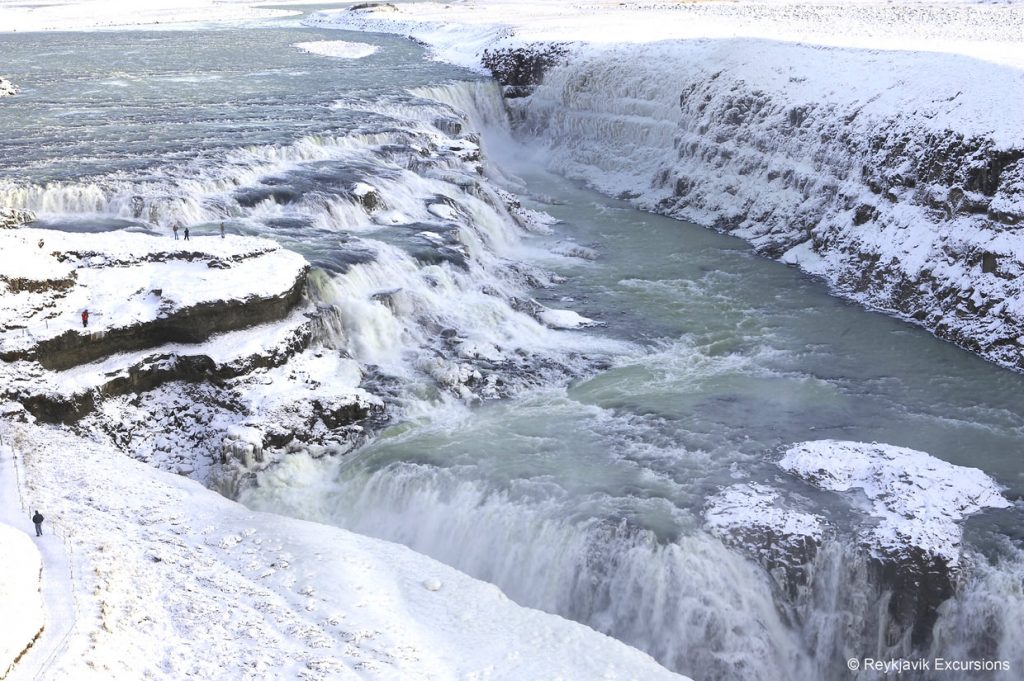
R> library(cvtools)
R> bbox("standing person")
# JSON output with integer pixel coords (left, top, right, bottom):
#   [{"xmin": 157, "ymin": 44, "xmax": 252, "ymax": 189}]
[
  {"xmin": 184, "ymin": 227, "xmax": 190, "ymax": 241},
  {"xmin": 32, "ymin": 510, "xmax": 44, "ymax": 537},
  {"xmin": 220, "ymin": 222, "xmax": 225, "ymax": 239},
  {"xmin": 172, "ymin": 223, "xmax": 179, "ymax": 240},
  {"xmin": 81, "ymin": 309, "xmax": 89, "ymax": 328}
]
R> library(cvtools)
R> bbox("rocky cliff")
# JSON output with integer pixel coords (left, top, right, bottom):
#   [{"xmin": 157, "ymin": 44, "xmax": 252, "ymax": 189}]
[
  {"xmin": 492, "ymin": 40, "xmax": 1024, "ymax": 372},
  {"xmin": 0, "ymin": 228, "xmax": 383, "ymax": 483}
]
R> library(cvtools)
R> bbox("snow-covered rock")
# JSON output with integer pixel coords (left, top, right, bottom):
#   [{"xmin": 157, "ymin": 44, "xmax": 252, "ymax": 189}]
[
  {"xmin": 0, "ymin": 523, "xmax": 43, "ymax": 678},
  {"xmin": 0, "ymin": 207, "xmax": 33, "ymax": 229},
  {"xmin": 704, "ymin": 483, "xmax": 828, "ymax": 597},
  {"xmin": 0, "ymin": 77, "xmax": 15, "ymax": 97},
  {"xmin": 778, "ymin": 439, "xmax": 1011, "ymax": 645},
  {"xmin": 0, "ymin": 228, "xmax": 308, "ymax": 370},
  {"xmin": 702, "ymin": 440, "xmax": 1013, "ymax": 647},
  {"xmin": 778, "ymin": 440, "xmax": 1010, "ymax": 568},
  {"xmin": 0, "ymin": 228, "xmax": 388, "ymax": 486},
  {"xmin": 1, "ymin": 420, "xmax": 688, "ymax": 681}
]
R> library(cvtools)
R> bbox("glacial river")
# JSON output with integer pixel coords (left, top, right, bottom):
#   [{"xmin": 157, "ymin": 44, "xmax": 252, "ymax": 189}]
[{"xmin": 3, "ymin": 9, "xmax": 1023, "ymax": 681}]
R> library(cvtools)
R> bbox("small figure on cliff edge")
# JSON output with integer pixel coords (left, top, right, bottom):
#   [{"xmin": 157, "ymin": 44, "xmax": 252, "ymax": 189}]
[
  {"xmin": 32, "ymin": 510, "xmax": 44, "ymax": 537},
  {"xmin": 81, "ymin": 309, "xmax": 89, "ymax": 328},
  {"xmin": 172, "ymin": 223, "xmax": 179, "ymax": 240},
  {"xmin": 184, "ymin": 227, "xmax": 190, "ymax": 241}
]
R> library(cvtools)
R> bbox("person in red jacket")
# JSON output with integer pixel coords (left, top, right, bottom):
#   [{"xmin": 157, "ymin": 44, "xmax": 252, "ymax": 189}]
[{"xmin": 81, "ymin": 309, "xmax": 89, "ymax": 328}]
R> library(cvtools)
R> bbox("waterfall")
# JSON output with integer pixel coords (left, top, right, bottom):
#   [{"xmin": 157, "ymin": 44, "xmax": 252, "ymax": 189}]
[{"xmin": 241, "ymin": 453, "xmax": 817, "ymax": 681}]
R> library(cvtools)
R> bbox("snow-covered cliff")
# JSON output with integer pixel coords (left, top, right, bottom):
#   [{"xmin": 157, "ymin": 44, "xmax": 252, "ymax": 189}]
[{"xmin": 313, "ymin": 0, "xmax": 1024, "ymax": 371}]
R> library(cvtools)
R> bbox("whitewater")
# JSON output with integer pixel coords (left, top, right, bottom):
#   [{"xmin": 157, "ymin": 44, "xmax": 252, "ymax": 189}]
[{"xmin": 2, "ymin": 2, "xmax": 1024, "ymax": 681}]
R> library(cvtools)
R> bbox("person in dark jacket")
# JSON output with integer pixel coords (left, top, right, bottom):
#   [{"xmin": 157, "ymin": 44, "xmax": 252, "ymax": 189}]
[
  {"xmin": 32, "ymin": 510, "xmax": 44, "ymax": 537},
  {"xmin": 81, "ymin": 309, "xmax": 89, "ymax": 328},
  {"xmin": 183, "ymin": 227, "xmax": 190, "ymax": 241}
]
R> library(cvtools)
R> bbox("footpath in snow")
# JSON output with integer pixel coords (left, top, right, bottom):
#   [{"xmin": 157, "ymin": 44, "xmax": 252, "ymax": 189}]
[{"xmin": 0, "ymin": 433, "xmax": 78, "ymax": 681}]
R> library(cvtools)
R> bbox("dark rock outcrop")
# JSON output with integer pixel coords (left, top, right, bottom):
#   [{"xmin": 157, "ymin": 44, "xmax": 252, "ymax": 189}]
[
  {"xmin": 482, "ymin": 43, "xmax": 570, "ymax": 98},
  {"xmin": 26, "ymin": 268, "xmax": 306, "ymax": 371}
]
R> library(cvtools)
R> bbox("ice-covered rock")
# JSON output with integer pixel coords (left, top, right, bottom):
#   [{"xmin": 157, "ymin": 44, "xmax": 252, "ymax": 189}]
[
  {"xmin": 0, "ymin": 77, "xmax": 15, "ymax": 97},
  {"xmin": 778, "ymin": 440, "xmax": 1010, "ymax": 568},
  {"xmin": 779, "ymin": 439, "xmax": 1011, "ymax": 644},
  {"xmin": 704, "ymin": 482, "xmax": 828, "ymax": 598}
]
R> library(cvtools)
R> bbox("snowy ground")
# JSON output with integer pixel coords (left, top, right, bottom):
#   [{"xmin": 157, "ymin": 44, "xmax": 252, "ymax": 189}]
[
  {"xmin": 0, "ymin": 228, "xmax": 307, "ymax": 359},
  {"xmin": 0, "ymin": 419, "xmax": 688, "ymax": 681},
  {"xmin": 307, "ymin": 0, "xmax": 1024, "ymax": 71},
  {"xmin": 0, "ymin": 0, "xmax": 307, "ymax": 33},
  {"xmin": 0, "ymin": 521, "xmax": 43, "ymax": 680}
]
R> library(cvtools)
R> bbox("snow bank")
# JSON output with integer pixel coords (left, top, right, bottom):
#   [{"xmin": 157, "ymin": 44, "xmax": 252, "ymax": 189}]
[
  {"xmin": 308, "ymin": 0, "xmax": 1024, "ymax": 70},
  {"xmin": 779, "ymin": 440, "xmax": 1011, "ymax": 565},
  {"xmin": 0, "ymin": 0, "xmax": 296, "ymax": 32},
  {"xmin": 0, "ymin": 522, "xmax": 43, "ymax": 678},
  {"xmin": 1, "ymin": 421, "xmax": 687, "ymax": 681},
  {"xmin": 293, "ymin": 40, "xmax": 379, "ymax": 60}
]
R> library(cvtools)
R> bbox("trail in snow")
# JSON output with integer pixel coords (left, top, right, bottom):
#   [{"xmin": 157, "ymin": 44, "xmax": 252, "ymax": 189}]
[{"xmin": 0, "ymin": 438, "xmax": 80, "ymax": 681}]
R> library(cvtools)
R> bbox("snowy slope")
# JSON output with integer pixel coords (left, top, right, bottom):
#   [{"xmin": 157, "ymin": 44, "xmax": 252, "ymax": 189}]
[
  {"xmin": 313, "ymin": 1, "xmax": 1024, "ymax": 371},
  {"xmin": 1, "ymin": 420, "xmax": 687, "ymax": 681},
  {"xmin": 0, "ymin": 524, "xmax": 43, "ymax": 679}
]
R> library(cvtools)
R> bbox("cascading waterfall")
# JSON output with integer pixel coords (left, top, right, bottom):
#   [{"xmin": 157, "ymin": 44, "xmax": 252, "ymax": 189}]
[
  {"xmin": 13, "ymin": 23, "xmax": 1024, "ymax": 679},
  {"xmin": 238, "ymin": 78, "xmax": 1024, "ymax": 681},
  {"xmin": 241, "ymin": 452, "xmax": 817, "ymax": 681}
]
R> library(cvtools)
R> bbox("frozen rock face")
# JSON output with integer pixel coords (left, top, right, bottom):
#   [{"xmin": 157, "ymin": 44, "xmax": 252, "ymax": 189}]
[
  {"xmin": 501, "ymin": 41, "xmax": 1024, "ymax": 371},
  {"xmin": 0, "ymin": 207, "xmax": 34, "ymax": 229},
  {"xmin": 704, "ymin": 483, "xmax": 828, "ymax": 599},
  {"xmin": 0, "ymin": 229, "xmax": 385, "ymax": 483},
  {"xmin": 481, "ymin": 44, "xmax": 569, "ymax": 98},
  {"xmin": 708, "ymin": 440, "xmax": 1011, "ymax": 648}
]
